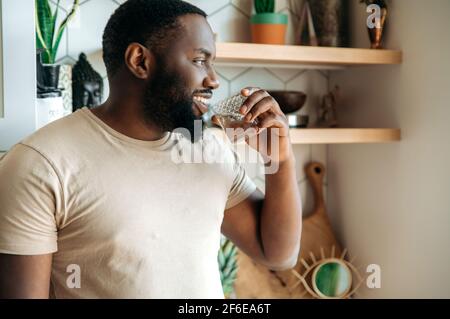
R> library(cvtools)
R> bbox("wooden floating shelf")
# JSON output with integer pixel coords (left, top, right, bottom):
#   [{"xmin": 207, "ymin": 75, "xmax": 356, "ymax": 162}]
[
  {"xmin": 215, "ymin": 42, "xmax": 402, "ymax": 69},
  {"xmin": 289, "ymin": 128, "xmax": 401, "ymax": 144}
]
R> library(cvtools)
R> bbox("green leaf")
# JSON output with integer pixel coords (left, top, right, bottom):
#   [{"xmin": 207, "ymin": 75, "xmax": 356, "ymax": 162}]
[
  {"xmin": 229, "ymin": 267, "xmax": 238, "ymax": 280},
  {"xmin": 35, "ymin": 0, "xmax": 79, "ymax": 63},
  {"xmin": 51, "ymin": 0, "xmax": 79, "ymax": 63},
  {"xmin": 218, "ymin": 252, "xmax": 225, "ymax": 266},
  {"xmin": 35, "ymin": 7, "xmax": 46, "ymax": 51},
  {"xmin": 254, "ymin": 0, "xmax": 275, "ymax": 13},
  {"xmin": 218, "ymin": 237, "xmax": 238, "ymax": 296},
  {"xmin": 230, "ymin": 244, "xmax": 237, "ymax": 256},
  {"xmin": 36, "ymin": 0, "xmax": 53, "ymax": 53},
  {"xmin": 36, "ymin": 13, "xmax": 51, "ymax": 64},
  {"xmin": 268, "ymin": 0, "xmax": 275, "ymax": 13},
  {"xmin": 223, "ymin": 243, "xmax": 232, "ymax": 257},
  {"xmin": 35, "ymin": 27, "xmax": 46, "ymax": 50},
  {"xmin": 50, "ymin": 0, "xmax": 61, "ymax": 58},
  {"xmin": 255, "ymin": 0, "xmax": 261, "ymax": 14},
  {"xmin": 223, "ymin": 264, "xmax": 234, "ymax": 277}
]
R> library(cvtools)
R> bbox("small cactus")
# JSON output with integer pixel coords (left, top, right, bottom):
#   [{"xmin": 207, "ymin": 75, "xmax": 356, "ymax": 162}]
[{"xmin": 254, "ymin": 0, "xmax": 275, "ymax": 14}]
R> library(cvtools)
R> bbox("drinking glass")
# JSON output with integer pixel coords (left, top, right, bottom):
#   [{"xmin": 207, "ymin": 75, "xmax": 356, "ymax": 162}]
[{"xmin": 202, "ymin": 88, "xmax": 259, "ymax": 142}]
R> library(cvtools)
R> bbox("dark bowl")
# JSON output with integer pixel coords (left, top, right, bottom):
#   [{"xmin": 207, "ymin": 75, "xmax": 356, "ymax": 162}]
[{"xmin": 268, "ymin": 90, "xmax": 307, "ymax": 114}]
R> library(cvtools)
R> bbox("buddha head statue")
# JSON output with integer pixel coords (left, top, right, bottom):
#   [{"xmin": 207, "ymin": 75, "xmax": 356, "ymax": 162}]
[{"xmin": 72, "ymin": 53, "xmax": 104, "ymax": 111}]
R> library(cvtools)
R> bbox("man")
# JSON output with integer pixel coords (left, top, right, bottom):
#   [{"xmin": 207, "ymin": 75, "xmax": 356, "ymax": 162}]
[{"xmin": 0, "ymin": 0, "xmax": 301, "ymax": 298}]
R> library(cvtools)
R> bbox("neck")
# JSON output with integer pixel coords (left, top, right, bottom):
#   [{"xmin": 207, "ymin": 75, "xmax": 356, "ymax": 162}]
[{"xmin": 90, "ymin": 98, "xmax": 166, "ymax": 142}]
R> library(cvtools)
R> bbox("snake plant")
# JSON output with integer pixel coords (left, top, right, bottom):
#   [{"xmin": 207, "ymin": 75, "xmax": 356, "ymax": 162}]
[
  {"xmin": 254, "ymin": 0, "xmax": 275, "ymax": 14},
  {"xmin": 35, "ymin": 0, "xmax": 79, "ymax": 64},
  {"xmin": 218, "ymin": 236, "xmax": 239, "ymax": 298}
]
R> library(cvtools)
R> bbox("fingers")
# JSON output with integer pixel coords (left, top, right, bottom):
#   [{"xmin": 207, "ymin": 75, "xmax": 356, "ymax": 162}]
[
  {"xmin": 244, "ymin": 96, "xmax": 274, "ymax": 123},
  {"xmin": 240, "ymin": 89, "xmax": 266, "ymax": 114},
  {"xmin": 257, "ymin": 113, "xmax": 285, "ymax": 132},
  {"xmin": 241, "ymin": 87, "xmax": 259, "ymax": 97},
  {"xmin": 239, "ymin": 88, "xmax": 285, "ymax": 122},
  {"xmin": 239, "ymin": 89, "xmax": 270, "ymax": 116}
]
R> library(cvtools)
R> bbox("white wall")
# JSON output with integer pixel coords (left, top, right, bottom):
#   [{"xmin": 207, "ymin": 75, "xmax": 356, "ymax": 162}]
[
  {"xmin": 0, "ymin": 1, "xmax": 3, "ymax": 119},
  {"xmin": 328, "ymin": 0, "xmax": 450, "ymax": 298},
  {"xmin": 0, "ymin": 0, "xmax": 36, "ymax": 151}
]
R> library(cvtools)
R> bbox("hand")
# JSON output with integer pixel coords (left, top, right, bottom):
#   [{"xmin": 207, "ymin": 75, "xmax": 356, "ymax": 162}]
[{"xmin": 238, "ymin": 87, "xmax": 293, "ymax": 165}]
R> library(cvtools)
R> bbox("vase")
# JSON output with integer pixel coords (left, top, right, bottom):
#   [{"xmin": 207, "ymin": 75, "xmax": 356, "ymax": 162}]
[
  {"xmin": 308, "ymin": 0, "xmax": 349, "ymax": 47},
  {"xmin": 367, "ymin": 7, "xmax": 387, "ymax": 49}
]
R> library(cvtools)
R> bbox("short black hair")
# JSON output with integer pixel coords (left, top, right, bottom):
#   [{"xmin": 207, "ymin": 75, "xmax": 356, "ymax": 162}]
[{"xmin": 102, "ymin": 0, "xmax": 207, "ymax": 77}]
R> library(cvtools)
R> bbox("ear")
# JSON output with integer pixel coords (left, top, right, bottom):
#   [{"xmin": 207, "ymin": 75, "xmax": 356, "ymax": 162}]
[{"xmin": 124, "ymin": 43, "xmax": 154, "ymax": 80}]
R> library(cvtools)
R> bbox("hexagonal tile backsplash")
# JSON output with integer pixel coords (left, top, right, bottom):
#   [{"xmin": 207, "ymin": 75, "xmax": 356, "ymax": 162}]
[{"xmin": 52, "ymin": 0, "xmax": 328, "ymax": 212}]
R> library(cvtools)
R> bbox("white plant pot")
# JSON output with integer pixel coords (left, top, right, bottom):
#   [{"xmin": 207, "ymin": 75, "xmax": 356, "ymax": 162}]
[{"xmin": 35, "ymin": 94, "xmax": 69, "ymax": 130}]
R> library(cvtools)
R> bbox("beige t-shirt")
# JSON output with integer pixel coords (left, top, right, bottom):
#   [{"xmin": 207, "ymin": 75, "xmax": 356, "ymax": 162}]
[{"xmin": 0, "ymin": 107, "xmax": 256, "ymax": 299}]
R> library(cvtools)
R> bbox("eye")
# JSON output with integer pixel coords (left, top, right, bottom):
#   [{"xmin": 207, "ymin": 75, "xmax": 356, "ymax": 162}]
[{"xmin": 193, "ymin": 59, "xmax": 207, "ymax": 66}]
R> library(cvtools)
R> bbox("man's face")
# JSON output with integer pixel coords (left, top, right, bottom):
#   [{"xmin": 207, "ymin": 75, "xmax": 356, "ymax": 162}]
[{"xmin": 142, "ymin": 14, "xmax": 219, "ymax": 143}]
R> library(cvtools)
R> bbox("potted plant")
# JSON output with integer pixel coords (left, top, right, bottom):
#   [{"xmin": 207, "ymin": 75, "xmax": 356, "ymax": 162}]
[
  {"xmin": 250, "ymin": 0, "xmax": 288, "ymax": 44},
  {"xmin": 360, "ymin": 0, "xmax": 387, "ymax": 49},
  {"xmin": 35, "ymin": 0, "xmax": 79, "ymax": 89}
]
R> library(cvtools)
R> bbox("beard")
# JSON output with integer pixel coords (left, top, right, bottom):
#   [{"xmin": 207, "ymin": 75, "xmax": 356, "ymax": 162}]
[{"xmin": 142, "ymin": 62, "xmax": 203, "ymax": 144}]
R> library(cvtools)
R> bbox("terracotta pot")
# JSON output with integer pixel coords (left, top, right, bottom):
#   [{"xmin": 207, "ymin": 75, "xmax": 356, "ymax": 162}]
[{"xmin": 251, "ymin": 13, "xmax": 288, "ymax": 45}]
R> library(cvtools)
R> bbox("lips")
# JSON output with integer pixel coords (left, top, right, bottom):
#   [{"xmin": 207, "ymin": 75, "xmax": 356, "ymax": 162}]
[{"xmin": 192, "ymin": 95, "xmax": 212, "ymax": 116}]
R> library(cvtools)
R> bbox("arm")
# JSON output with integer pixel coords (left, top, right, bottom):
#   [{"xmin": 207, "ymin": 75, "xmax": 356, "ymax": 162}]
[
  {"xmin": 222, "ymin": 158, "xmax": 302, "ymax": 271},
  {"xmin": 0, "ymin": 253, "xmax": 53, "ymax": 298},
  {"xmin": 221, "ymin": 88, "xmax": 302, "ymax": 270},
  {"xmin": 0, "ymin": 145, "xmax": 61, "ymax": 299}
]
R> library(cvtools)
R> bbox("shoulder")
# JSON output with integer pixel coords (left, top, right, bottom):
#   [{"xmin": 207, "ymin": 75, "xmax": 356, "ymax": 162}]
[
  {"xmin": 0, "ymin": 143, "xmax": 61, "ymax": 193},
  {"xmin": 18, "ymin": 109, "xmax": 101, "ymax": 169},
  {"xmin": 4, "ymin": 109, "xmax": 96, "ymax": 179},
  {"xmin": 21, "ymin": 109, "xmax": 88, "ymax": 153}
]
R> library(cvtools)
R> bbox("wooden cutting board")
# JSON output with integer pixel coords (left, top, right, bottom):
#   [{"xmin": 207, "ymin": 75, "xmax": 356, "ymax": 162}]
[{"xmin": 234, "ymin": 162, "xmax": 342, "ymax": 298}]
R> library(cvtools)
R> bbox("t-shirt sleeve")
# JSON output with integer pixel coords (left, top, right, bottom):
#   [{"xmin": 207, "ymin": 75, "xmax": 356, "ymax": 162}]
[
  {"xmin": 0, "ymin": 143, "xmax": 61, "ymax": 255},
  {"xmin": 222, "ymin": 139, "xmax": 257, "ymax": 210}
]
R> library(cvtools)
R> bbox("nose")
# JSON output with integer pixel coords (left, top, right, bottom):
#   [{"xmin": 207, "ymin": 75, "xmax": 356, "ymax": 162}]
[{"xmin": 203, "ymin": 68, "xmax": 220, "ymax": 90}]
